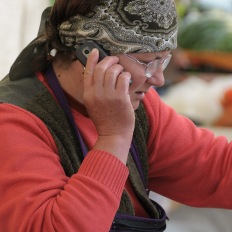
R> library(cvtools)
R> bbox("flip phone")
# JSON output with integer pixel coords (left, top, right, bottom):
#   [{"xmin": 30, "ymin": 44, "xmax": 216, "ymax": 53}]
[{"xmin": 76, "ymin": 41, "xmax": 109, "ymax": 66}]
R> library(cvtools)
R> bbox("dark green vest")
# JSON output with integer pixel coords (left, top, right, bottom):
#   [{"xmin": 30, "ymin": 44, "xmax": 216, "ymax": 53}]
[{"xmin": 0, "ymin": 75, "xmax": 159, "ymax": 218}]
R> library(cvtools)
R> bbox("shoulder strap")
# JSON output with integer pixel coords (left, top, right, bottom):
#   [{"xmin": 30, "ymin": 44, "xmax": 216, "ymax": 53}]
[{"xmin": 117, "ymin": 103, "xmax": 159, "ymax": 218}]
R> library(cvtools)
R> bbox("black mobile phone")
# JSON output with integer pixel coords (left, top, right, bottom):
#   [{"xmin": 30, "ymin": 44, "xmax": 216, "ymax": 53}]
[{"xmin": 76, "ymin": 41, "xmax": 109, "ymax": 66}]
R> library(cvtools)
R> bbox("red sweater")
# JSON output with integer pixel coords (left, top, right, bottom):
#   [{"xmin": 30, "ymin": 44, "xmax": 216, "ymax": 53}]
[{"xmin": 0, "ymin": 74, "xmax": 232, "ymax": 231}]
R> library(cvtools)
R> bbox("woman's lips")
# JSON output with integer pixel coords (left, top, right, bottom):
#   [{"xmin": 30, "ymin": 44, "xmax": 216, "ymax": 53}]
[{"xmin": 135, "ymin": 91, "xmax": 145, "ymax": 100}]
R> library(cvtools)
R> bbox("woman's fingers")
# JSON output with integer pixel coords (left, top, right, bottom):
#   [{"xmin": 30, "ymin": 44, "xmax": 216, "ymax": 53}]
[
  {"xmin": 83, "ymin": 48, "xmax": 99, "ymax": 88},
  {"xmin": 82, "ymin": 48, "xmax": 134, "ymax": 140}
]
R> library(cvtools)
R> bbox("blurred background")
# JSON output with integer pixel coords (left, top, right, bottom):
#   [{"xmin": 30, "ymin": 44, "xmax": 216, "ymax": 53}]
[
  {"xmin": 0, "ymin": 0, "xmax": 52, "ymax": 79},
  {"xmin": 1, "ymin": 0, "xmax": 232, "ymax": 231},
  {"xmin": 161, "ymin": 0, "xmax": 232, "ymax": 129}
]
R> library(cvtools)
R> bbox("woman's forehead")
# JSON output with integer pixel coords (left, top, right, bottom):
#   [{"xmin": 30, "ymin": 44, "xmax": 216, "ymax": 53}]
[{"xmin": 129, "ymin": 50, "xmax": 172, "ymax": 59}]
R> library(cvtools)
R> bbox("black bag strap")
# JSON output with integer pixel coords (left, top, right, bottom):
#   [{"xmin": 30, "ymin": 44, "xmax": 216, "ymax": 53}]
[{"xmin": 111, "ymin": 200, "xmax": 167, "ymax": 232}]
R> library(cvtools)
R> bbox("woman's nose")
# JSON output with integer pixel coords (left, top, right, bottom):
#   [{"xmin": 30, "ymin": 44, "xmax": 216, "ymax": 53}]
[{"xmin": 146, "ymin": 70, "xmax": 165, "ymax": 87}]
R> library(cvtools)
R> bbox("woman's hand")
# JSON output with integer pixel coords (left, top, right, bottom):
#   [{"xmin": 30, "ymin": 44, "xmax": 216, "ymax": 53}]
[{"xmin": 83, "ymin": 48, "xmax": 135, "ymax": 164}]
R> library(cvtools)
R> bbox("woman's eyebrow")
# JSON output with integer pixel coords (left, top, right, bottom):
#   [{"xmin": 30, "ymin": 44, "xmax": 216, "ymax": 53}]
[{"xmin": 137, "ymin": 55, "xmax": 161, "ymax": 62}]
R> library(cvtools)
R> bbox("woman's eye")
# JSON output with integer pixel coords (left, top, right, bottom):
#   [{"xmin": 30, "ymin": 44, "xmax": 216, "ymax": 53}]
[
  {"xmin": 140, "ymin": 60, "xmax": 152, "ymax": 65},
  {"xmin": 141, "ymin": 61, "xmax": 150, "ymax": 65}
]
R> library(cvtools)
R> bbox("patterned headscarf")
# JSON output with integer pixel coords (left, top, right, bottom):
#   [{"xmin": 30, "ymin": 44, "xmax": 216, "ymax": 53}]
[
  {"xmin": 59, "ymin": 0, "xmax": 178, "ymax": 54},
  {"xmin": 9, "ymin": 0, "xmax": 177, "ymax": 80}
]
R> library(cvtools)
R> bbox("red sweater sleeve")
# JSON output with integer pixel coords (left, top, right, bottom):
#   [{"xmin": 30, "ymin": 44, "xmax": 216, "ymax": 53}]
[
  {"xmin": 144, "ymin": 88, "xmax": 232, "ymax": 209},
  {"xmin": 0, "ymin": 104, "xmax": 128, "ymax": 232}
]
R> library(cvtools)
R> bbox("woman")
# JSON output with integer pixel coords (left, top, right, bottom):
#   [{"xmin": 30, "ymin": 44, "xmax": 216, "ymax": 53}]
[{"xmin": 0, "ymin": 0, "xmax": 231, "ymax": 231}]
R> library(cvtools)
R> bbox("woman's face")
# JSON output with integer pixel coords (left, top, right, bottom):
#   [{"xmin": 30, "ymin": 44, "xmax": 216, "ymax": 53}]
[
  {"xmin": 117, "ymin": 50, "xmax": 171, "ymax": 109},
  {"xmin": 65, "ymin": 50, "xmax": 172, "ymax": 111}
]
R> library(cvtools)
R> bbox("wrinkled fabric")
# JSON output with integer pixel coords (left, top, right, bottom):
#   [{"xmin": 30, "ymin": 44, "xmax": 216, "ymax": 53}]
[{"xmin": 59, "ymin": 0, "xmax": 178, "ymax": 54}]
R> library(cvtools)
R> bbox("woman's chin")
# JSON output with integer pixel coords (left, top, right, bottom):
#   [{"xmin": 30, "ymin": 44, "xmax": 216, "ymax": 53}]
[{"xmin": 132, "ymin": 100, "xmax": 140, "ymax": 110}]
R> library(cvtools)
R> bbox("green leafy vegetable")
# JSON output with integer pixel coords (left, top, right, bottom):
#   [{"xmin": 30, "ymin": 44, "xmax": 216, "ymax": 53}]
[{"xmin": 178, "ymin": 10, "xmax": 232, "ymax": 51}]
